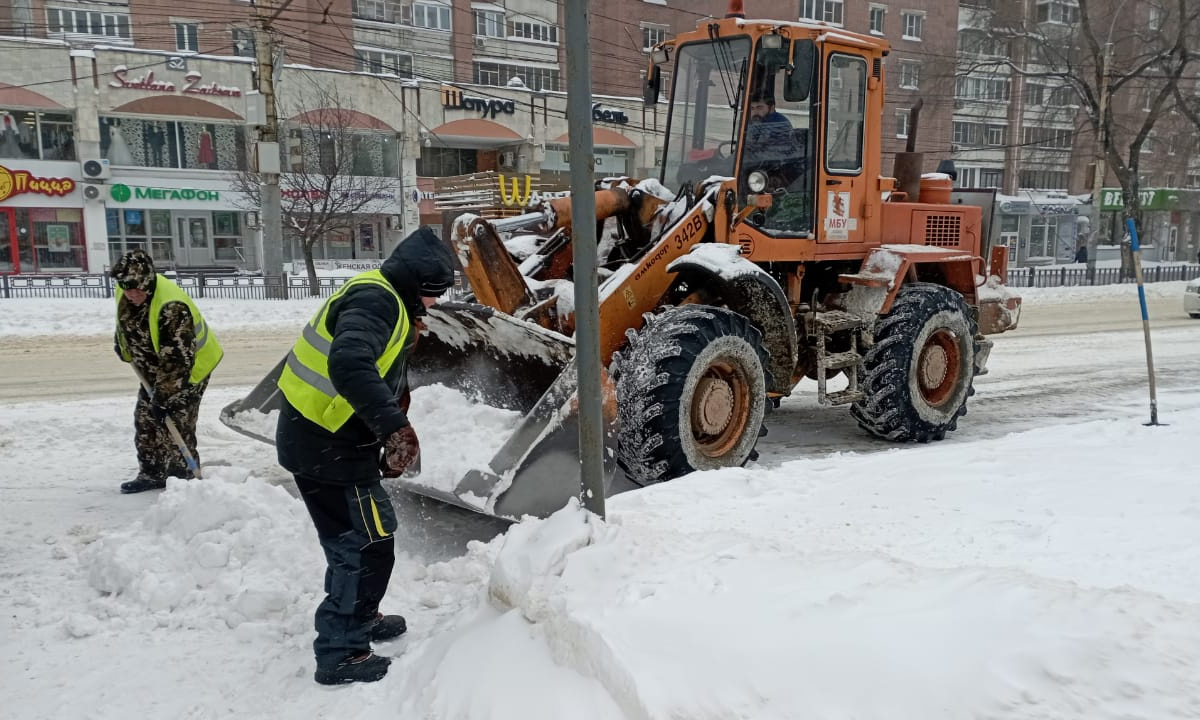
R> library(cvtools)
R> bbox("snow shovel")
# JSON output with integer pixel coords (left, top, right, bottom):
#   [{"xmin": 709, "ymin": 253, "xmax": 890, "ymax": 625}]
[{"xmin": 134, "ymin": 368, "xmax": 203, "ymax": 480}]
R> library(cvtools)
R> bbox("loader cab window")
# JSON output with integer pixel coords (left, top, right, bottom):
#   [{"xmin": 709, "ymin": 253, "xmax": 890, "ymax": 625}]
[
  {"xmin": 825, "ymin": 53, "xmax": 867, "ymax": 174},
  {"xmin": 661, "ymin": 36, "xmax": 751, "ymax": 193},
  {"xmin": 741, "ymin": 37, "xmax": 816, "ymax": 235}
]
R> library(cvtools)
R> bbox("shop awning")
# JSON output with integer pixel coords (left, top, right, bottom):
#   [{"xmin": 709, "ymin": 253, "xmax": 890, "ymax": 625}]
[
  {"xmin": 427, "ymin": 119, "xmax": 523, "ymax": 149},
  {"xmin": 109, "ymin": 96, "xmax": 243, "ymax": 120},
  {"xmin": 290, "ymin": 108, "xmax": 395, "ymax": 132},
  {"xmin": 0, "ymin": 83, "xmax": 65, "ymax": 110},
  {"xmin": 550, "ymin": 127, "xmax": 637, "ymax": 149}
]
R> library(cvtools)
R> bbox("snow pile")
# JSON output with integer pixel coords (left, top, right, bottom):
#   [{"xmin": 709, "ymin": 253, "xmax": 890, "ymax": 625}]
[{"xmin": 79, "ymin": 467, "xmax": 321, "ymax": 634}]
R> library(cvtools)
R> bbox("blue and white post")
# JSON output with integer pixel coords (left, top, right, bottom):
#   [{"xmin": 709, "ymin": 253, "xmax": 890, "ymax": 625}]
[{"xmin": 1126, "ymin": 217, "xmax": 1161, "ymax": 426}]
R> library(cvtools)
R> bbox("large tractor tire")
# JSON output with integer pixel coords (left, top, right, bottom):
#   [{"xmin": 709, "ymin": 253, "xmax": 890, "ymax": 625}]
[
  {"xmin": 613, "ymin": 305, "xmax": 770, "ymax": 486},
  {"xmin": 851, "ymin": 283, "xmax": 977, "ymax": 443}
]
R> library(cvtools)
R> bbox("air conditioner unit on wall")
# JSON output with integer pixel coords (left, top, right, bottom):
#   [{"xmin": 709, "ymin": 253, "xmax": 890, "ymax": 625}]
[
  {"xmin": 500, "ymin": 150, "xmax": 515, "ymax": 168},
  {"xmin": 81, "ymin": 157, "xmax": 111, "ymax": 180},
  {"xmin": 82, "ymin": 184, "xmax": 104, "ymax": 201},
  {"xmin": 474, "ymin": 37, "xmax": 486, "ymax": 49}
]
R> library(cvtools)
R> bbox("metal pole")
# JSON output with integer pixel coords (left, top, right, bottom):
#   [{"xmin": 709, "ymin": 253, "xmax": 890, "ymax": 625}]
[
  {"xmin": 1087, "ymin": 42, "xmax": 1111, "ymax": 284},
  {"xmin": 564, "ymin": 0, "xmax": 604, "ymax": 518},
  {"xmin": 1125, "ymin": 217, "xmax": 1161, "ymax": 427},
  {"xmin": 254, "ymin": 0, "xmax": 286, "ymax": 297}
]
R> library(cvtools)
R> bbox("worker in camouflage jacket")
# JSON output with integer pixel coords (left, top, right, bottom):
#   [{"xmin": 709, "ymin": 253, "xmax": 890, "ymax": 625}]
[
  {"xmin": 276, "ymin": 227, "xmax": 455, "ymax": 685},
  {"xmin": 111, "ymin": 249, "xmax": 223, "ymax": 494}
]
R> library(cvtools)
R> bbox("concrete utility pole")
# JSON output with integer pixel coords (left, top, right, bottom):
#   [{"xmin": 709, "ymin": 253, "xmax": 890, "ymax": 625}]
[
  {"xmin": 563, "ymin": 0, "xmax": 605, "ymax": 519},
  {"xmin": 1088, "ymin": 42, "xmax": 1112, "ymax": 283},
  {"xmin": 253, "ymin": 0, "xmax": 288, "ymax": 296}
]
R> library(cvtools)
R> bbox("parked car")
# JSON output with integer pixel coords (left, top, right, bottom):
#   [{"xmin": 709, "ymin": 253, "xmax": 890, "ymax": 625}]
[{"xmin": 1186, "ymin": 277, "xmax": 1200, "ymax": 318}]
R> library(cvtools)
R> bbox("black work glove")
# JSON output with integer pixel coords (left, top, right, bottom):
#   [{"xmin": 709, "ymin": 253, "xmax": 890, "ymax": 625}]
[{"xmin": 380, "ymin": 425, "xmax": 420, "ymax": 478}]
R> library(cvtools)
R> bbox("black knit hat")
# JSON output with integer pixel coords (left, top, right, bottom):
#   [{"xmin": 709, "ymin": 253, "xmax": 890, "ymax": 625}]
[{"xmin": 111, "ymin": 249, "xmax": 157, "ymax": 293}]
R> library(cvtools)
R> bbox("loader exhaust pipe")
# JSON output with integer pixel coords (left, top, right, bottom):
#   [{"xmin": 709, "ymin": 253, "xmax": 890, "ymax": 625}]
[{"xmin": 725, "ymin": 0, "xmax": 745, "ymax": 18}]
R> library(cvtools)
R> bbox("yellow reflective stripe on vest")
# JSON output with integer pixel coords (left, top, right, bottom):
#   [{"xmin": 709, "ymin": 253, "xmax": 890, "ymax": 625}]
[
  {"xmin": 114, "ymin": 275, "xmax": 223, "ymax": 384},
  {"xmin": 277, "ymin": 271, "xmax": 409, "ymax": 433}
]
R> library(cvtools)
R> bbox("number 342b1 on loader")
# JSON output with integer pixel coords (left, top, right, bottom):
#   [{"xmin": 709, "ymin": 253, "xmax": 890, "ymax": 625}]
[{"xmin": 222, "ymin": 3, "xmax": 1021, "ymax": 521}]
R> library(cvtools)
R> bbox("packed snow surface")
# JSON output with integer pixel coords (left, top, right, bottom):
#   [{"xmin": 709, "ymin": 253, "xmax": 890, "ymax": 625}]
[{"xmin": 3, "ymin": 286, "xmax": 1200, "ymax": 719}]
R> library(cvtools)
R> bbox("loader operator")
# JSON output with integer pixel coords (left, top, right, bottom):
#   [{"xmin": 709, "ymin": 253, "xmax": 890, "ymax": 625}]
[
  {"xmin": 111, "ymin": 249, "xmax": 223, "ymax": 494},
  {"xmin": 275, "ymin": 226, "xmax": 455, "ymax": 686}
]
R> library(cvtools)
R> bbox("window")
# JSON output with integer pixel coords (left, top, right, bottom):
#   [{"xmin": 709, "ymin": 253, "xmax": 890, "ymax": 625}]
[
  {"xmin": 902, "ymin": 12, "xmax": 923, "ymax": 40},
  {"xmin": 1036, "ymin": 0, "xmax": 1079, "ymax": 24},
  {"xmin": 174, "ymin": 23, "xmax": 198, "ymax": 52},
  {"xmin": 955, "ymin": 76, "xmax": 1011, "ymax": 101},
  {"xmin": 355, "ymin": 48, "xmax": 412, "ymax": 77},
  {"xmin": 417, "ymin": 146, "xmax": 477, "ymax": 176},
  {"xmin": 231, "ymin": 28, "xmax": 256, "ymax": 57},
  {"xmin": 1187, "ymin": 174, "xmax": 1200, "ymax": 188},
  {"xmin": 825, "ymin": 53, "xmax": 866, "ymax": 173},
  {"xmin": 642, "ymin": 23, "xmax": 668, "ymax": 51},
  {"xmin": 1048, "ymin": 86, "xmax": 1076, "ymax": 107},
  {"xmin": 896, "ymin": 110, "xmax": 909, "ymax": 138},
  {"xmin": 1022, "ymin": 126, "xmax": 1073, "ymax": 149},
  {"xmin": 986, "ymin": 125, "xmax": 1005, "ymax": 146},
  {"xmin": 1024, "ymin": 83, "xmax": 1045, "ymax": 106},
  {"xmin": 953, "ymin": 121, "xmax": 983, "ymax": 147},
  {"xmin": 898, "ymin": 61, "xmax": 920, "ymax": 89},
  {"xmin": 474, "ymin": 62, "xmax": 560, "ymax": 91},
  {"xmin": 412, "ymin": 2, "xmax": 450, "ymax": 30},
  {"xmin": 510, "ymin": 20, "xmax": 557, "ymax": 43},
  {"xmin": 1148, "ymin": 6, "xmax": 1161, "ymax": 30},
  {"xmin": 46, "ymin": 7, "xmax": 130, "ymax": 39},
  {"xmin": 979, "ymin": 169, "xmax": 1003, "ymax": 188},
  {"xmin": 0, "ymin": 110, "xmax": 76, "ymax": 161},
  {"xmin": 800, "ymin": 0, "xmax": 843, "ymax": 25},
  {"xmin": 869, "ymin": 5, "xmax": 885, "ymax": 34},
  {"xmin": 1018, "ymin": 169, "xmax": 1070, "ymax": 189},
  {"xmin": 474, "ymin": 10, "xmax": 504, "ymax": 38},
  {"xmin": 100, "ymin": 117, "xmax": 247, "ymax": 170},
  {"xmin": 353, "ymin": 0, "xmax": 403, "ymax": 23}
]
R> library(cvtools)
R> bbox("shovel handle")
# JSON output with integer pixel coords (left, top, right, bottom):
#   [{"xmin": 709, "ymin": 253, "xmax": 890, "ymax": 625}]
[{"xmin": 133, "ymin": 368, "xmax": 203, "ymax": 480}]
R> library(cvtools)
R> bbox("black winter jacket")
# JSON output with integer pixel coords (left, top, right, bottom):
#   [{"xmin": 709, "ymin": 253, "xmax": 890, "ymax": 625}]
[{"xmin": 276, "ymin": 227, "xmax": 455, "ymax": 484}]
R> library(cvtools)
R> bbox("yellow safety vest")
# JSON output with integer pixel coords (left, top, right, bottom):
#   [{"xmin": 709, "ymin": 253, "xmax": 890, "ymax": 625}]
[
  {"xmin": 277, "ymin": 270, "xmax": 411, "ymax": 433},
  {"xmin": 116, "ymin": 274, "xmax": 223, "ymax": 384}
]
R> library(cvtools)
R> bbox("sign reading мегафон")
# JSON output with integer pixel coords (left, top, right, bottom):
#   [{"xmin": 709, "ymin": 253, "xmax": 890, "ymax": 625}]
[{"xmin": 109, "ymin": 183, "xmax": 220, "ymax": 202}]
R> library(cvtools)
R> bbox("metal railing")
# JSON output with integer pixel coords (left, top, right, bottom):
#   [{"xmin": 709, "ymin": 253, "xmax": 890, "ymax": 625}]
[
  {"xmin": 1004, "ymin": 263, "xmax": 1200, "ymax": 288},
  {"xmin": 2, "ymin": 265, "xmax": 1196, "ymax": 300}
]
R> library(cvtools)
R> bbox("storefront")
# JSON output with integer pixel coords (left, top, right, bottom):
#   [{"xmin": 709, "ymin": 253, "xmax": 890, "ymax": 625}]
[
  {"xmin": 0, "ymin": 161, "xmax": 85, "ymax": 273},
  {"xmin": 994, "ymin": 192, "xmax": 1085, "ymax": 266},
  {"xmin": 101, "ymin": 175, "xmax": 255, "ymax": 270},
  {"xmin": 1098, "ymin": 187, "xmax": 1200, "ymax": 262},
  {"xmin": 542, "ymin": 126, "xmax": 638, "ymax": 181}
]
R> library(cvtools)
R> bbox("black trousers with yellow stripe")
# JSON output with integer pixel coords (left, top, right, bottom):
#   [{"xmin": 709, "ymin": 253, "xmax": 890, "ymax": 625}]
[{"xmin": 294, "ymin": 473, "xmax": 398, "ymax": 668}]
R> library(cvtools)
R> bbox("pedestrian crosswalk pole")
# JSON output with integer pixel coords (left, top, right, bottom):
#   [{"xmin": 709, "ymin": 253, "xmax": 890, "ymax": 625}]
[{"xmin": 1125, "ymin": 217, "xmax": 1162, "ymax": 427}]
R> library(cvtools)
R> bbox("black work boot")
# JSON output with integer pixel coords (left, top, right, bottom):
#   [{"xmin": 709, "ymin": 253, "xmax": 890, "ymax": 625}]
[
  {"xmin": 120, "ymin": 473, "xmax": 167, "ymax": 494},
  {"xmin": 314, "ymin": 652, "xmax": 391, "ymax": 685},
  {"xmin": 370, "ymin": 613, "xmax": 407, "ymax": 642}
]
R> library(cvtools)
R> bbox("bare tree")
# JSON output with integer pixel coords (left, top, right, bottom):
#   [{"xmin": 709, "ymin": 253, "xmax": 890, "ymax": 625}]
[
  {"xmin": 959, "ymin": 0, "xmax": 1200, "ymax": 273},
  {"xmin": 233, "ymin": 81, "xmax": 401, "ymax": 295}
]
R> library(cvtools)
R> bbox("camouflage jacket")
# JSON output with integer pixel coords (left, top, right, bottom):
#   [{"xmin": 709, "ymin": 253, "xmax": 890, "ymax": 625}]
[{"xmin": 115, "ymin": 297, "xmax": 197, "ymax": 406}]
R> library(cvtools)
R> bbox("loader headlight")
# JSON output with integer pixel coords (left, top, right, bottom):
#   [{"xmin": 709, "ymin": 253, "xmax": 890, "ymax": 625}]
[{"xmin": 747, "ymin": 171, "xmax": 768, "ymax": 193}]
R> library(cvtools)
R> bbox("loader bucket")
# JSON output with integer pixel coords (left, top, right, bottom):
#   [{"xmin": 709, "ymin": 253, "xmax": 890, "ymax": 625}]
[{"xmin": 218, "ymin": 300, "xmax": 617, "ymax": 521}]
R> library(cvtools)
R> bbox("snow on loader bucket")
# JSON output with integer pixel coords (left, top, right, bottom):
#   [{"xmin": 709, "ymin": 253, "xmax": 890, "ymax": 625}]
[{"xmin": 220, "ymin": 300, "xmax": 618, "ymax": 521}]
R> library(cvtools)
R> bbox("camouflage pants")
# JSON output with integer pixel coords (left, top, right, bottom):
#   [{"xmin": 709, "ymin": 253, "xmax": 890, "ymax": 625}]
[{"xmin": 133, "ymin": 378, "xmax": 208, "ymax": 479}]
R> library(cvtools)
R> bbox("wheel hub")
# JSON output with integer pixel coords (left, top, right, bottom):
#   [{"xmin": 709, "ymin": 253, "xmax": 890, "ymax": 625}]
[
  {"xmin": 919, "ymin": 344, "xmax": 949, "ymax": 390},
  {"xmin": 917, "ymin": 329, "xmax": 961, "ymax": 407},
  {"xmin": 693, "ymin": 376, "xmax": 735, "ymax": 435}
]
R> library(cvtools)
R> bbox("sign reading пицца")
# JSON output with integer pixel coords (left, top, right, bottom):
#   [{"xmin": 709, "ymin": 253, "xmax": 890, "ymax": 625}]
[{"xmin": 0, "ymin": 164, "xmax": 76, "ymax": 202}]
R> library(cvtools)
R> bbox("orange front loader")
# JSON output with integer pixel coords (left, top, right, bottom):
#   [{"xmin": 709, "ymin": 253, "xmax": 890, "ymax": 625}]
[{"xmin": 223, "ymin": 6, "xmax": 1021, "ymax": 520}]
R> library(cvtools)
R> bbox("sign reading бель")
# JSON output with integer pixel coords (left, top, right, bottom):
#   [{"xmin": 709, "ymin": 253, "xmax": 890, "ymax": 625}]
[{"xmin": 109, "ymin": 183, "xmax": 220, "ymax": 203}]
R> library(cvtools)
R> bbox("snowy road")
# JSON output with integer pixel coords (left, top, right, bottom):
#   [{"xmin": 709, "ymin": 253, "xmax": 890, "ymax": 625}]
[{"xmin": 3, "ymin": 286, "xmax": 1200, "ymax": 719}]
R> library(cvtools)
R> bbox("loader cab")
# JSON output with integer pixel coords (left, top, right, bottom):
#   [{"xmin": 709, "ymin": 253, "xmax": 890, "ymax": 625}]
[{"xmin": 655, "ymin": 33, "xmax": 819, "ymax": 236}]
